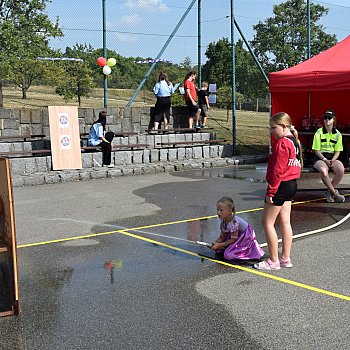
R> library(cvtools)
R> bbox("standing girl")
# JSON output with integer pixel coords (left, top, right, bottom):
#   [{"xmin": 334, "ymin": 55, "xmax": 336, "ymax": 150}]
[
  {"xmin": 211, "ymin": 196, "xmax": 265, "ymax": 261},
  {"xmin": 254, "ymin": 112, "xmax": 302, "ymax": 270},
  {"xmin": 152, "ymin": 72, "xmax": 176, "ymax": 131},
  {"xmin": 88, "ymin": 111, "xmax": 114, "ymax": 167}
]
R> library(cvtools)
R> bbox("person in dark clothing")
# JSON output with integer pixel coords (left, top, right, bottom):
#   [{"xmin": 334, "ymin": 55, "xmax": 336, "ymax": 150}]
[
  {"xmin": 88, "ymin": 111, "xmax": 114, "ymax": 167},
  {"xmin": 197, "ymin": 81, "xmax": 210, "ymax": 128}
]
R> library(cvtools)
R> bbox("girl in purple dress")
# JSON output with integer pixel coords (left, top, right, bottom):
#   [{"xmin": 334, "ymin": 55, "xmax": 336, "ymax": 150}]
[{"xmin": 211, "ymin": 196, "xmax": 265, "ymax": 261}]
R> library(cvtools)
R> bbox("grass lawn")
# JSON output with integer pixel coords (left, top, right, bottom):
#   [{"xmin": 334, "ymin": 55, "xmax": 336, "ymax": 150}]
[
  {"xmin": 2, "ymin": 85, "xmax": 155, "ymax": 109},
  {"xmin": 208, "ymin": 109, "xmax": 270, "ymax": 155},
  {"xmin": 2, "ymin": 85, "xmax": 270, "ymax": 155}
]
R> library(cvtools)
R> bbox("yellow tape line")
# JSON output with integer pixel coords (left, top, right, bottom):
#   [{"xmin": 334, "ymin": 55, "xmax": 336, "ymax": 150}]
[
  {"xmin": 115, "ymin": 229, "xmax": 350, "ymax": 302},
  {"xmin": 18, "ymin": 231, "xmax": 116, "ymax": 248},
  {"xmin": 17, "ymin": 208, "xmax": 259, "ymax": 248},
  {"xmin": 17, "ymin": 197, "xmax": 350, "ymax": 301},
  {"xmin": 16, "ymin": 199, "xmax": 320, "ymax": 248}
]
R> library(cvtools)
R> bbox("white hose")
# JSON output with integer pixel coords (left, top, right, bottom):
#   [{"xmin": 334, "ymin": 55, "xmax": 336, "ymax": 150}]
[
  {"xmin": 259, "ymin": 211, "xmax": 350, "ymax": 248},
  {"xmin": 129, "ymin": 211, "xmax": 350, "ymax": 249}
]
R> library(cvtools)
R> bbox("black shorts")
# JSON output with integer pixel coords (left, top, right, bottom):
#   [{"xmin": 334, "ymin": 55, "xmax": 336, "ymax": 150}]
[
  {"xmin": 271, "ymin": 179, "xmax": 298, "ymax": 206},
  {"xmin": 186, "ymin": 101, "xmax": 200, "ymax": 117},
  {"xmin": 313, "ymin": 152, "xmax": 333, "ymax": 166},
  {"xmin": 154, "ymin": 96, "xmax": 171, "ymax": 122}
]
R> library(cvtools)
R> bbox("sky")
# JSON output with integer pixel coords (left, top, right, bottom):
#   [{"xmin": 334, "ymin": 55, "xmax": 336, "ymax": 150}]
[{"xmin": 46, "ymin": 0, "xmax": 350, "ymax": 65}]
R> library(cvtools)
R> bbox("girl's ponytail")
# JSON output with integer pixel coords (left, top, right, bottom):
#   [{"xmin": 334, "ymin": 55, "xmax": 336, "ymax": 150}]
[{"xmin": 290, "ymin": 125, "xmax": 303, "ymax": 168}]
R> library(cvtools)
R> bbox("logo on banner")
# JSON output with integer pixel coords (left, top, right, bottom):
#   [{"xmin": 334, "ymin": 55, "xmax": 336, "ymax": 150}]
[
  {"xmin": 58, "ymin": 113, "xmax": 69, "ymax": 128},
  {"xmin": 60, "ymin": 135, "xmax": 71, "ymax": 149}
]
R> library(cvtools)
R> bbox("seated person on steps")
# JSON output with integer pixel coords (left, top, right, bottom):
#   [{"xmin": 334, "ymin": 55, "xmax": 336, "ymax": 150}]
[
  {"xmin": 312, "ymin": 109, "xmax": 345, "ymax": 203},
  {"xmin": 88, "ymin": 111, "xmax": 114, "ymax": 168}
]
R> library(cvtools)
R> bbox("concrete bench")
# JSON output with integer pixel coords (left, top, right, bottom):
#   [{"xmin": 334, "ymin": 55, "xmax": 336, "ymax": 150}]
[
  {"xmin": 0, "ymin": 143, "xmax": 150, "ymax": 157},
  {"xmin": 80, "ymin": 132, "xmax": 139, "ymax": 138},
  {"xmin": 156, "ymin": 140, "xmax": 226, "ymax": 147},
  {"xmin": 0, "ymin": 134, "xmax": 46, "ymax": 142},
  {"xmin": 80, "ymin": 132, "xmax": 141, "ymax": 147},
  {"xmin": 0, "ymin": 149, "xmax": 51, "ymax": 157},
  {"xmin": 81, "ymin": 144, "xmax": 150, "ymax": 152},
  {"xmin": 147, "ymin": 127, "xmax": 213, "ymax": 134}
]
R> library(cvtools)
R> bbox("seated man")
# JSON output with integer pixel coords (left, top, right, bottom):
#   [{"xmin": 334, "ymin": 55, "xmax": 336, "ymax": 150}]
[{"xmin": 312, "ymin": 109, "xmax": 345, "ymax": 203}]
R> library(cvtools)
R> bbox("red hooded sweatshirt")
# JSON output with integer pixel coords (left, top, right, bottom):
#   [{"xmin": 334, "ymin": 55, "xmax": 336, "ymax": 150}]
[{"xmin": 266, "ymin": 136, "xmax": 301, "ymax": 197}]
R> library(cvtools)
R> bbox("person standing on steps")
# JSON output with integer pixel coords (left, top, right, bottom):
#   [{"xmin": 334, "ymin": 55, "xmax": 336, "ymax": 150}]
[
  {"xmin": 183, "ymin": 71, "xmax": 201, "ymax": 130},
  {"xmin": 197, "ymin": 81, "xmax": 210, "ymax": 128},
  {"xmin": 151, "ymin": 72, "xmax": 177, "ymax": 132}
]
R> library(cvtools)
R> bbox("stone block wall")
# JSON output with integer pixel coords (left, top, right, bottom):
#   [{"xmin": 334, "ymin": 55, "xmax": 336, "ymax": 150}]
[
  {"xmin": 0, "ymin": 106, "xmax": 242, "ymax": 187},
  {"xmin": 0, "ymin": 106, "xmax": 190, "ymax": 137},
  {"xmin": 9, "ymin": 143, "xmax": 237, "ymax": 187}
]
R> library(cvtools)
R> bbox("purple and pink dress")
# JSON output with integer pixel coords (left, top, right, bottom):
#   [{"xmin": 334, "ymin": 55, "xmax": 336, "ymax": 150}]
[{"xmin": 219, "ymin": 215, "xmax": 264, "ymax": 261}]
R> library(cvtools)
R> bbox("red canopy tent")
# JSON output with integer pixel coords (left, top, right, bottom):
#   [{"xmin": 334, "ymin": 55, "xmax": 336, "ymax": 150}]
[{"xmin": 269, "ymin": 35, "xmax": 350, "ymax": 131}]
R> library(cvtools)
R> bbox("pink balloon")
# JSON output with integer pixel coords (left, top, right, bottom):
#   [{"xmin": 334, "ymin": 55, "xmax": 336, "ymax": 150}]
[{"xmin": 97, "ymin": 57, "xmax": 107, "ymax": 67}]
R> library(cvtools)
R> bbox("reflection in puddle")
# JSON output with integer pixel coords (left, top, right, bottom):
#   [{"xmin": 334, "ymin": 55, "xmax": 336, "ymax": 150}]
[
  {"xmin": 187, "ymin": 219, "xmax": 210, "ymax": 243},
  {"xmin": 192, "ymin": 166, "xmax": 268, "ymax": 183},
  {"xmin": 104, "ymin": 259, "xmax": 123, "ymax": 270},
  {"xmin": 39, "ymin": 267, "xmax": 74, "ymax": 289},
  {"xmin": 104, "ymin": 259, "xmax": 123, "ymax": 285},
  {"xmin": 221, "ymin": 174, "xmax": 266, "ymax": 183}
]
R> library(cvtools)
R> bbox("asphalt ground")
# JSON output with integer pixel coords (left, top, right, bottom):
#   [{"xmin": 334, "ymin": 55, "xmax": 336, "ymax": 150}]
[{"xmin": 1, "ymin": 164, "xmax": 349, "ymax": 350}]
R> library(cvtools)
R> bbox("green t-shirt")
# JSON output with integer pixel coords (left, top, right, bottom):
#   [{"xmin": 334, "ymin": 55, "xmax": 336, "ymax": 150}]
[{"xmin": 312, "ymin": 127, "xmax": 343, "ymax": 153}]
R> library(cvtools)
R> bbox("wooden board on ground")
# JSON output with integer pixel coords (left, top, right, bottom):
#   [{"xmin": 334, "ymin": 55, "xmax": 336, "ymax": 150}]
[
  {"xmin": 48, "ymin": 106, "xmax": 82, "ymax": 170},
  {"xmin": 0, "ymin": 158, "xmax": 20, "ymax": 317}
]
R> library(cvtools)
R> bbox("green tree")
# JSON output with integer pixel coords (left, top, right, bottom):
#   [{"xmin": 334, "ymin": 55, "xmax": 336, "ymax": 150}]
[
  {"xmin": 216, "ymin": 86, "xmax": 244, "ymax": 120},
  {"xmin": 179, "ymin": 56, "xmax": 193, "ymax": 71},
  {"xmin": 202, "ymin": 38, "xmax": 232, "ymax": 87},
  {"xmin": 54, "ymin": 45, "xmax": 94, "ymax": 106},
  {"xmin": 87, "ymin": 49, "xmax": 149, "ymax": 90},
  {"xmin": 251, "ymin": 0, "xmax": 337, "ymax": 71},
  {"xmin": 201, "ymin": 38, "xmax": 267, "ymax": 107},
  {"xmin": 0, "ymin": 0, "xmax": 63, "ymax": 105},
  {"xmin": 234, "ymin": 39, "xmax": 267, "ymax": 104},
  {"xmin": 55, "ymin": 62, "xmax": 94, "ymax": 106}
]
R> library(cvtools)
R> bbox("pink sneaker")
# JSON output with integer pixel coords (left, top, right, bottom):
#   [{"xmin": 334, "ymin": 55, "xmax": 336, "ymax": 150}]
[
  {"xmin": 279, "ymin": 257, "xmax": 293, "ymax": 268},
  {"xmin": 253, "ymin": 259, "xmax": 280, "ymax": 270}
]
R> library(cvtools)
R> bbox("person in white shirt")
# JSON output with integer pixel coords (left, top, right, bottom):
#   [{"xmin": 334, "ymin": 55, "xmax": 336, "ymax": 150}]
[{"xmin": 151, "ymin": 72, "xmax": 177, "ymax": 132}]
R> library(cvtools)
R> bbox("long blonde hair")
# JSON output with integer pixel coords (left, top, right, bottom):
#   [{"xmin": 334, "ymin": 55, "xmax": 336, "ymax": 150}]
[
  {"xmin": 217, "ymin": 196, "xmax": 236, "ymax": 224},
  {"xmin": 271, "ymin": 112, "xmax": 303, "ymax": 168}
]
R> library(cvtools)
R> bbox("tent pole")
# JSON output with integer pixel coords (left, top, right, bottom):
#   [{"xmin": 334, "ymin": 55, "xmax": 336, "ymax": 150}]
[{"xmin": 307, "ymin": 0, "xmax": 311, "ymax": 59}]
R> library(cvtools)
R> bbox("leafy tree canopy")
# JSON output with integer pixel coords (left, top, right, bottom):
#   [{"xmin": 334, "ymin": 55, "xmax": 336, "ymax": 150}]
[
  {"xmin": 201, "ymin": 38, "xmax": 266, "ymax": 101},
  {"xmin": 202, "ymin": 38, "xmax": 232, "ymax": 87},
  {"xmin": 251, "ymin": 0, "xmax": 337, "ymax": 71},
  {"xmin": 0, "ymin": 0, "xmax": 63, "ymax": 101}
]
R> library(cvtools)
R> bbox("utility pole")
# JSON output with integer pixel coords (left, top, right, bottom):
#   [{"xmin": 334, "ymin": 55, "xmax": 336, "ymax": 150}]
[
  {"xmin": 102, "ymin": 0, "xmax": 108, "ymax": 109},
  {"xmin": 198, "ymin": 0, "xmax": 202, "ymax": 86},
  {"xmin": 231, "ymin": 0, "xmax": 236, "ymax": 155}
]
